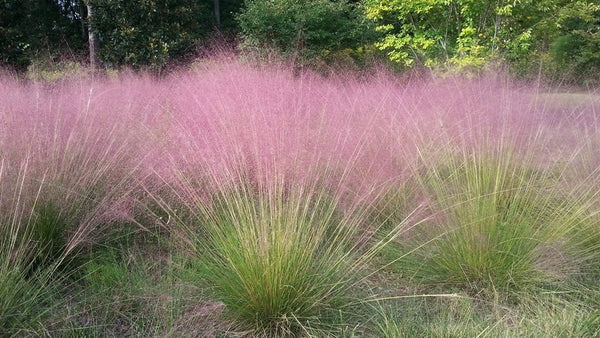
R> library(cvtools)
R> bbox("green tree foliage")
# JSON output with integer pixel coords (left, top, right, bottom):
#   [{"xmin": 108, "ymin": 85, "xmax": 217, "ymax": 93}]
[
  {"xmin": 237, "ymin": 0, "xmax": 374, "ymax": 66},
  {"xmin": 0, "ymin": 0, "xmax": 84, "ymax": 71},
  {"xmin": 1, "ymin": 0, "xmax": 597, "ymax": 82},
  {"xmin": 0, "ymin": 0, "xmax": 242, "ymax": 72},
  {"xmin": 88, "ymin": 0, "xmax": 213, "ymax": 70},
  {"xmin": 365, "ymin": 0, "xmax": 552, "ymax": 70},
  {"xmin": 0, "ymin": 1, "xmax": 30, "ymax": 70},
  {"xmin": 365, "ymin": 0, "xmax": 600, "ymax": 83},
  {"xmin": 215, "ymin": 0, "xmax": 245, "ymax": 35},
  {"xmin": 550, "ymin": 1, "xmax": 600, "ymax": 84}
]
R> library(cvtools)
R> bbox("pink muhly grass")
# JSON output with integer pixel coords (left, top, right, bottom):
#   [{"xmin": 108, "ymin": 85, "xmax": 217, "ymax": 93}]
[
  {"xmin": 149, "ymin": 59, "xmax": 600, "ymax": 245},
  {"xmin": 1, "ymin": 58, "xmax": 598, "ymax": 332},
  {"xmin": 0, "ymin": 71, "xmax": 177, "ymax": 333},
  {"xmin": 157, "ymin": 63, "xmax": 587, "ymax": 205},
  {"xmin": 0, "ymin": 74, "xmax": 165, "ymax": 258},
  {"xmin": 148, "ymin": 62, "xmax": 422, "ymax": 334},
  {"xmin": 143, "ymin": 59, "xmax": 597, "ymax": 332},
  {"xmin": 362, "ymin": 77, "xmax": 600, "ymax": 295},
  {"xmin": 161, "ymin": 62, "xmax": 415, "ymax": 200},
  {"xmin": 0, "ymin": 156, "xmax": 53, "ymax": 333}
]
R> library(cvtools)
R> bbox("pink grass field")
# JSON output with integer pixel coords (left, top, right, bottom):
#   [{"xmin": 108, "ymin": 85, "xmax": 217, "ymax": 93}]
[
  {"xmin": 1, "ymin": 59, "xmax": 599, "ymax": 335},
  {"xmin": 1, "ymin": 60, "xmax": 599, "ymax": 245}
]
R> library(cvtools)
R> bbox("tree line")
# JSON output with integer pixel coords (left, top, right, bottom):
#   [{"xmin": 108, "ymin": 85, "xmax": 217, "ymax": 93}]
[
  {"xmin": 1, "ymin": 0, "xmax": 598, "ymax": 84},
  {"xmin": 0, "ymin": 0, "xmax": 241, "ymax": 71}
]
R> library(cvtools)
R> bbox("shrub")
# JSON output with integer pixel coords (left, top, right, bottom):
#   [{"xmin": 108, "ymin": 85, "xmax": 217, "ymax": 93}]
[{"xmin": 365, "ymin": 0, "xmax": 600, "ymax": 83}]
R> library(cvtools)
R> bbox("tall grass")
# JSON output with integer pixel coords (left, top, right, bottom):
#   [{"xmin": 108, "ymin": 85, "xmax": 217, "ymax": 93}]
[
  {"xmin": 0, "ymin": 61, "xmax": 598, "ymax": 335},
  {"xmin": 148, "ymin": 65, "xmax": 598, "ymax": 333},
  {"xmin": 373, "ymin": 81, "xmax": 600, "ymax": 298},
  {"xmin": 146, "ymin": 64, "xmax": 433, "ymax": 335},
  {"xmin": 408, "ymin": 143, "xmax": 598, "ymax": 294},
  {"xmin": 0, "ymin": 158, "xmax": 53, "ymax": 333},
  {"xmin": 0, "ymin": 74, "xmax": 162, "ymax": 334},
  {"xmin": 179, "ymin": 176, "xmax": 364, "ymax": 335}
]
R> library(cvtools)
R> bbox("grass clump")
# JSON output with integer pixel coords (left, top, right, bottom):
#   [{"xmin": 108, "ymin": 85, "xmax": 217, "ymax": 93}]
[
  {"xmin": 0, "ymin": 160, "xmax": 59, "ymax": 335},
  {"xmin": 174, "ymin": 175, "xmax": 371, "ymax": 336},
  {"xmin": 159, "ymin": 166, "xmax": 394, "ymax": 336},
  {"xmin": 384, "ymin": 143, "xmax": 600, "ymax": 298}
]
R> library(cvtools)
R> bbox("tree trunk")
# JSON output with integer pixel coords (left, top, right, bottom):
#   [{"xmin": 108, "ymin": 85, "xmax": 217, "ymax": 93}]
[
  {"xmin": 214, "ymin": 0, "xmax": 221, "ymax": 29},
  {"xmin": 86, "ymin": 2, "xmax": 99, "ymax": 70},
  {"xmin": 79, "ymin": 1, "xmax": 86, "ymax": 41}
]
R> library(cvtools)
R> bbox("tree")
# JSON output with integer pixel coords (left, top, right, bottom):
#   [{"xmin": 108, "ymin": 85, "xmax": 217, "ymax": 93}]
[
  {"xmin": 214, "ymin": 0, "xmax": 221, "ymax": 28},
  {"xmin": 81, "ymin": 0, "xmax": 213, "ymax": 70},
  {"xmin": 84, "ymin": 1, "xmax": 99, "ymax": 69},
  {"xmin": 550, "ymin": 1, "xmax": 600, "ymax": 84},
  {"xmin": 237, "ymin": 0, "xmax": 374, "ymax": 67},
  {"xmin": 363, "ymin": 0, "xmax": 569, "ymax": 73},
  {"xmin": 0, "ymin": 0, "xmax": 84, "ymax": 71},
  {"xmin": 216, "ymin": 0, "xmax": 245, "ymax": 35}
]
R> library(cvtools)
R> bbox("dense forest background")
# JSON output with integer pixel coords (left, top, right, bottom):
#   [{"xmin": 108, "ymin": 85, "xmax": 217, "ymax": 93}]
[{"xmin": 1, "ymin": 0, "xmax": 598, "ymax": 84}]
